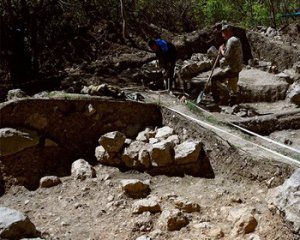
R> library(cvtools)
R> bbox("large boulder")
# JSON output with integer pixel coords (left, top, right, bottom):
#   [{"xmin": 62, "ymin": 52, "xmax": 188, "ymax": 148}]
[
  {"xmin": 267, "ymin": 168, "xmax": 300, "ymax": 233},
  {"xmin": 174, "ymin": 141, "xmax": 202, "ymax": 164},
  {"xmin": 0, "ymin": 128, "xmax": 39, "ymax": 156},
  {"xmin": 286, "ymin": 83, "xmax": 300, "ymax": 105},
  {"xmin": 71, "ymin": 159, "xmax": 96, "ymax": 180},
  {"xmin": 0, "ymin": 207, "xmax": 36, "ymax": 239},
  {"xmin": 98, "ymin": 131, "xmax": 126, "ymax": 153},
  {"xmin": 149, "ymin": 141, "xmax": 174, "ymax": 167}
]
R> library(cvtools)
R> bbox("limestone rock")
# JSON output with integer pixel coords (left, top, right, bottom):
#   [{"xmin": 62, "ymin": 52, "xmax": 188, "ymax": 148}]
[
  {"xmin": 6, "ymin": 89, "xmax": 28, "ymax": 101},
  {"xmin": 228, "ymin": 206, "xmax": 255, "ymax": 223},
  {"xmin": 164, "ymin": 135, "xmax": 180, "ymax": 147},
  {"xmin": 122, "ymin": 141, "xmax": 150, "ymax": 168},
  {"xmin": 138, "ymin": 149, "xmax": 151, "ymax": 169},
  {"xmin": 120, "ymin": 179, "xmax": 151, "ymax": 199},
  {"xmin": 0, "ymin": 128, "xmax": 39, "ymax": 156},
  {"xmin": 98, "ymin": 131, "xmax": 126, "ymax": 153},
  {"xmin": 132, "ymin": 197, "xmax": 161, "ymax": 214},
  {"xmin": 174, "ymin": 141, "xmax": 201, "ymax": 164},
  {"xmin": 207, "ymin": 46, "xmax": 218, "ymax": 60},
  {"xmin": 95, "ymin": 145, "xmax": 119, "ymax": 165},
  {"xmin": 207, "ymin": 227, "xmax": 224, "ymax": 239},
  {"xmin": 158, "ymin": 209, "xmax": 189, "ymax": 231},
  {"xmin": 149, "ymin": 141, "xmax": 174, "ymax": 167},
  {"xmin": 149, "ymin": 138, "xmax": 159, "ymax": 144},
  {"xmin": 136, "ymin": 235, "xmax": 152, "ymax": 240},
  {"xmin": 266, "ymin": 27, "xmax": 277, "ymax": 37},
  {"xmin": 293, "ymin": 61, "xmax": 300, "ymax": 74},
  {"xmin": 267, "ymin": 168, "xmax": 300, "ymax": 233},
  {"xmin": 286, "ymin": 83, "xmax": 300, "ymax": 105},
  {"xmin": 40, "ymin": 176, "xmax": 62, "ymax": 188},
  {"xmin": 155, "ymin": 126, "xmax": 174, "ymax": 140},
  {"xmin": 180, "ymin": 60, "xmax": 211, "ymax": 78},
  {"xmin": 133, "ymin": 215, "xmax": 153, "ymax": 232},
  {"xmin": 174, "ymin": 198, "xmax": 200, "ymax": 213},
  {"xmin": 71, "ymin": 159, "xmax": 96, "ymax": 180},
  {"xmin": 232, "ymin": 214, "xmax": 258, "ymax": 235},
  {"xmin": 136, "ymin": 128, "xmax": 156, "ymax": 142},
  {"xmin": 248, "ymin": 234, "xmax": 261, "ymax": 240},
  {"xmin": 0, "ymin": 207, "xmax": 36, "ymax": 239}
]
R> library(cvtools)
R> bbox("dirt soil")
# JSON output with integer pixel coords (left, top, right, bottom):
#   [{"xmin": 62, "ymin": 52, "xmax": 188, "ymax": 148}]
[
  {"xmin": 0, "ymin": 164, "xmax": 297, "ymax": 240},
  {"xmin": 1, "ymin": 23, "xmax": 300, "ymax": 240}
]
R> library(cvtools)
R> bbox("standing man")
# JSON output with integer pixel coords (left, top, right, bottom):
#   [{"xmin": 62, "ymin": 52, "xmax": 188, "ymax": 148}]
[
  {"xmin": 148, "ymin": 39, "xmax": 177, "ymax": 90},
  {"xmin": 211, "ymin": 24, "xmax": 243, "ymax": 106}
]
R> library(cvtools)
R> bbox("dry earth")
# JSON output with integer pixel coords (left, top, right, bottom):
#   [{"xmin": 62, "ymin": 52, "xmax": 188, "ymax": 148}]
[{"xmin": 1, "ymin": 24, "xmax": 300, "ymax": 240}]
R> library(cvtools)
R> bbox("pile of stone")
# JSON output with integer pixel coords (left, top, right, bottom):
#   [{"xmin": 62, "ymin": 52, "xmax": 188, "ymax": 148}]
[
  {"xmin": 179, "ymin": 53, "xmax": 212, "ymax": 79},
  {"xmin": 95, "ymin": 127, "xmax": 213, "ymax": 177}
]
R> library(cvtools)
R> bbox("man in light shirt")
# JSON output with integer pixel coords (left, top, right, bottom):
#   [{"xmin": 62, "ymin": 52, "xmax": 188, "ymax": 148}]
[{"xmin": 211, "ymin": 24, "xmax": 243, "ymax": 106}]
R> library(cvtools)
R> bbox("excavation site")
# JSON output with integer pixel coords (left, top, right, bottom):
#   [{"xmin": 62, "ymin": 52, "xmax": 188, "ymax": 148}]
[{"xmin": 0, "ymin": 2, "xmax": 300, "ymax": 240}]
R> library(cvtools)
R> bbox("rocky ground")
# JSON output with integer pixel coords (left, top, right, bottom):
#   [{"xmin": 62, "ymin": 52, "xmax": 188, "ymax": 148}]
[
  {"xmin": 0, "ymin": 23, "xmax": 300, "ymax": 240},
  {"xmin": 0, "ymin": 162, "xmax": 298, "ymax": 240}
]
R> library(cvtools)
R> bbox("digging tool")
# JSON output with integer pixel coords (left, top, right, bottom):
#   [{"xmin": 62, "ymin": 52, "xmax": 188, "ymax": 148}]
[{"xmin": 196, "ymin": 53, "xmax": 221, "ymax": 104}]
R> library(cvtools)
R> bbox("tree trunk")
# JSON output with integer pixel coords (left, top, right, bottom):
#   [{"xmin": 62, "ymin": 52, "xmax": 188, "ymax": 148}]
[
  {"xmin": 268, "ymin": 0, "xmax": 277, "ymax": 30},
  {"xmin": 120, "ymin": 0, "xmax": 127, "ymax": 40}
]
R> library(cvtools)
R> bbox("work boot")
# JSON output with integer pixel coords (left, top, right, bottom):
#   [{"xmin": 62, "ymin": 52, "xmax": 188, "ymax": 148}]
[
  {"xmin": 212, "ymin": 93, "xmax": 220, "ymax": 104},
  {"xmin": 229, "ymin": 95, "xmax": 237, "ymax": 106}
]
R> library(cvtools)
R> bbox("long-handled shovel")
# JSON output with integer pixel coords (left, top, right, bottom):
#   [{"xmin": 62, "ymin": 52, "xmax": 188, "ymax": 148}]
[{"xmin": 196, "ymin": 53, "xmax": 221, "ymax": 104}]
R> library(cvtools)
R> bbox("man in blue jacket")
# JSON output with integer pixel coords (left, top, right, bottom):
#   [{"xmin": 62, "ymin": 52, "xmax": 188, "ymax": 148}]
[{"xmin": 148, "ymin": 39, "xmax": 177, "ymax": 90}]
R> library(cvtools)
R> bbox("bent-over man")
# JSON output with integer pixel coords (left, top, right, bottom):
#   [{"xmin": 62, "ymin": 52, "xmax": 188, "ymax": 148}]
[{"xmin": 148, "ymin": 39, "xmax": 177, "ymax": 90}]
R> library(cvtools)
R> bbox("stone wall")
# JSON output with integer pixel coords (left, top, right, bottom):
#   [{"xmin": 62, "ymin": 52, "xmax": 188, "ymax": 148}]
[{"xmin": 0, "ymin": 98, "xmax": 162, "ymax": 191}]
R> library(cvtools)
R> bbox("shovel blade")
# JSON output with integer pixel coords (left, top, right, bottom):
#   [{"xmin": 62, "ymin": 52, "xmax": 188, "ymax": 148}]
[{"xmin": 196, "ymin": 91, "xmax": 205, "ymax": 104}]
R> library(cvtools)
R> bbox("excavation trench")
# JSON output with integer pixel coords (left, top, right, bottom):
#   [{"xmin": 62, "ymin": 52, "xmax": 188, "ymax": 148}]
[{"xmin": 0, "ymin": 98, "xmax": 295, "ymax": 195}]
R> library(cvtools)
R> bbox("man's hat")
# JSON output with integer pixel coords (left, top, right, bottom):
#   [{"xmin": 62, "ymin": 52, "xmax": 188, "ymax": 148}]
[{"xmin": 221, "ymin": 24, "xmax": 232, "ymax": 31}]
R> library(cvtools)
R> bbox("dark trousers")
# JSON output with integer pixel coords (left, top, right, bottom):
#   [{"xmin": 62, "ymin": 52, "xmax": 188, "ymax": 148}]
[
  {"xmin": 160, "ymin": 60, "xmax": 176, "ymax": 90},
  {"xmin": 211, "ymin": 69, "xmax": 239, "ymax": 102}
]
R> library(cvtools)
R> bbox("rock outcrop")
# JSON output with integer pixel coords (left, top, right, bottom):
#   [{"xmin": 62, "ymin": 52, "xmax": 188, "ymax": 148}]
[
  {"xmin": 0, "ymin": 207, "xmax": 37, "ymax": 239},
  {"xmin": 267, "ymin": 168, "xmax": 300, "ymax": 233}
]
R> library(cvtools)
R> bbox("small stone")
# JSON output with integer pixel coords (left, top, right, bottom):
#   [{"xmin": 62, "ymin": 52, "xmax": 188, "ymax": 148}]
[
  {"xmin": 207, "ymin": 227, "xmax": 224, "ymax": 239},
  {"xmin": 158, "ymin": 209, "xmax": 189, "ymax": 231},
  {"xmin": 71, "ymin": 159, "xmax": 96, "ymax": 180},
  {"xmin": 40, "ymin": 176, "xmax": 62, "ymax": 188},
  {"xmin": 132, "ymin": 215, "xmax": 153, "ymax": 232},
  {"xmin": 107, "ymin": 195, "xmax": 114, "ymax": 202},
  {"xmin": 248, "ymin": 233, "xmax": 261, "ymax": 240},
  {"xmin": 230, "ymin": 197, "xmax": 243, "ymax": 204},
  {"xmin": 136, "ymin": 235, "xmax": 151, "ymax": 240},
  {"xmin": 155, "ymin": 126, "xmax": 174, "ymax": 140},
  {"xmin": 132, "ymin": 197, "xmax": 161, "ymax": 214},
  {"xmin": 61, "ymin": 221, "xmax": 69, "ymax": 226},
  {"xmin": 174, "ymin": 198, "xmax": 200, "ymax": 213},
  {"xmin": 120, "ymin": 179, "xmax": 151, "ymax": 199},
  {"xmin": 233, "ymin": 214, "xmax": 258, "ymax": 235}
]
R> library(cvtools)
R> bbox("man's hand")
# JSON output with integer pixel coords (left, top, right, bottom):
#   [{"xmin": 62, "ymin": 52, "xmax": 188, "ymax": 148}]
[{"xmin": 219, "ymin": 44, "xmax": 225, "ymax": 56}]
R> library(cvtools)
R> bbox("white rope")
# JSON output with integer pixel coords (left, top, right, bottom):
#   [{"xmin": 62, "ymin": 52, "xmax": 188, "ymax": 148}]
[
  {"xmin": 164, "ymin": 105, "xmax": 300, "ymax": 167},
  {"xmin": 187, "ymin": 100, "xmax": 300, "ymax": 155}
]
